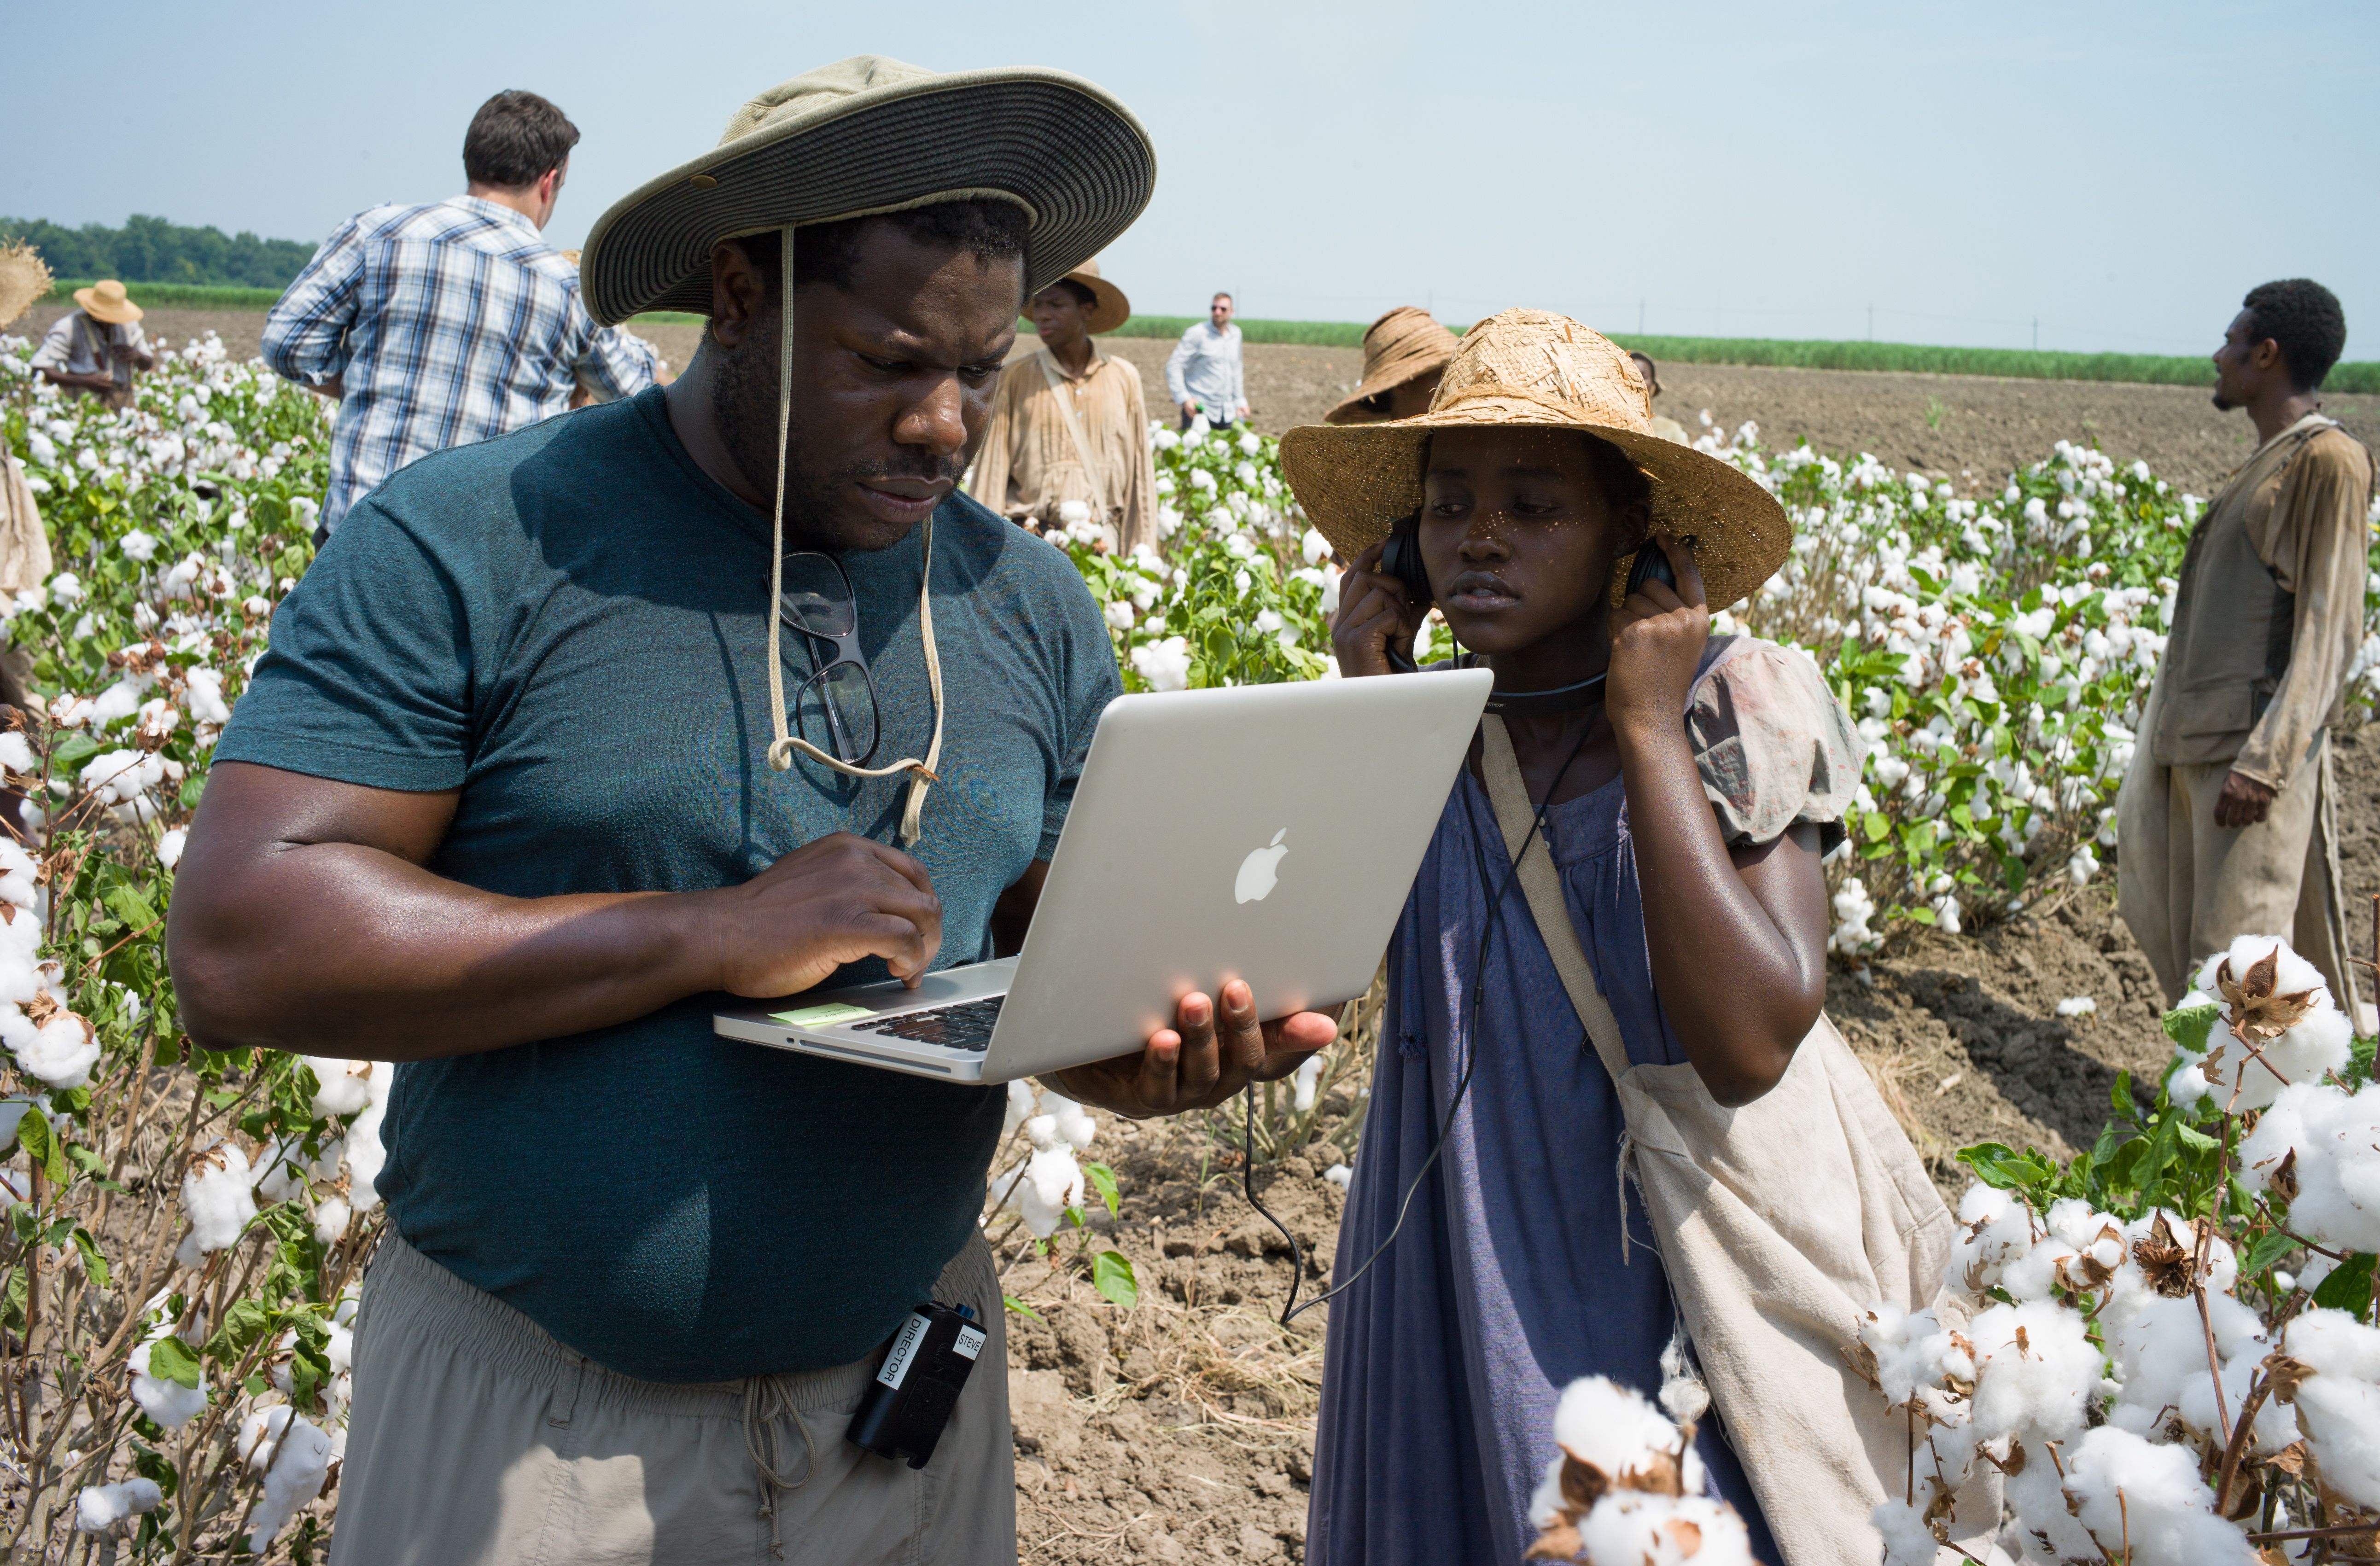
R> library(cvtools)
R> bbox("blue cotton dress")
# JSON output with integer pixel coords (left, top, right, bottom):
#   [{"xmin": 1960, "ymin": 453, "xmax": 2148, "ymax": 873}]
[{"xmin": 1305, "ymin": 636, "xmax": 1865, "ymax": 1566}]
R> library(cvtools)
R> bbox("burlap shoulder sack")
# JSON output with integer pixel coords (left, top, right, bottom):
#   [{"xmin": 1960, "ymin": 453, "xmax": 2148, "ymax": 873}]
[{"xmin": 1480, "ymin": 716, "xmax": 1986, "ymax": 1566}]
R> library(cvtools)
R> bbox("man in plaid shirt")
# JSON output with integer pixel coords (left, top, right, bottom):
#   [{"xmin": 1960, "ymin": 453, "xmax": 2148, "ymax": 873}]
[{"xmin": 265, "ymin": 90, "xmax": 658, "ymax": 538}]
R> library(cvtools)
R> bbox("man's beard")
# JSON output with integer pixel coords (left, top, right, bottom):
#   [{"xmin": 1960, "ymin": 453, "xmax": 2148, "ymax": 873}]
[
  {"xmin": 2211, "ymin": 390, "xmax": 2236, "ymax": 412},
  {"xmin": 713, "ymin": 306, "xmax": 969, "ymax": 552}
]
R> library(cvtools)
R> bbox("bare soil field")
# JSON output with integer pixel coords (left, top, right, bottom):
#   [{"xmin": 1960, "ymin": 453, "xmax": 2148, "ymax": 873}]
[{"xmin": 63, "ymin": 308, "xmax": 2380, "ymax": 499}]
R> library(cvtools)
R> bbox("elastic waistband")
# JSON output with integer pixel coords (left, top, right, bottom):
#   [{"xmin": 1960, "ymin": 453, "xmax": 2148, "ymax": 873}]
[{"xmin": 362, "ymin": 1234, "xmax": 895, "ymax": 1420}]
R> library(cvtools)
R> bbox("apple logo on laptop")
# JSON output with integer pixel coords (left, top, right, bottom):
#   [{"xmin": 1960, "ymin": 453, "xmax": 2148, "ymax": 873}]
[{"xmin": 1235, "ymin": 828, "xmax": 1289, "ymax": 904}]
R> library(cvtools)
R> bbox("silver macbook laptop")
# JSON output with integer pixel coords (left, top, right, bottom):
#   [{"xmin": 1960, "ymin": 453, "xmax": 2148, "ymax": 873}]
[{"xmin": 713, "ymin": 668, "xmax": 1493, "ymax": 1083}]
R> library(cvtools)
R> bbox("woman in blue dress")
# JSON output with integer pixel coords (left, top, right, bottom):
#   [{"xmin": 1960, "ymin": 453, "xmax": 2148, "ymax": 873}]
[{"xmin": 1275, "ymin": 311, "xmax": 1866, "ymax": 1566}]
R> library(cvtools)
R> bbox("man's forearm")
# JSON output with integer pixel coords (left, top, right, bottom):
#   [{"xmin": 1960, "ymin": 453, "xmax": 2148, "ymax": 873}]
[{"xmin": 172, "ymin": 844, "xmax": 714, "ymax": 1061}]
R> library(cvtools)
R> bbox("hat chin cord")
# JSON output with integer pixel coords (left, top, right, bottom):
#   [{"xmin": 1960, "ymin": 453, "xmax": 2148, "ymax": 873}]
[{"xmin": 761, "ymin": 222, "xmax": 945, "ymax": 844}]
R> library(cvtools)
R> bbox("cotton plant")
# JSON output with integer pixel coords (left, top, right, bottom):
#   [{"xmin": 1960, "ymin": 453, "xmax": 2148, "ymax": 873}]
[
  {"xmin": 1523, "ymin": 1375, "xmax": 1756, "ymax": 1565},
  {"xmin": 1853, "ymin": 935, "xmax": 2380, "ymax": 1561}
]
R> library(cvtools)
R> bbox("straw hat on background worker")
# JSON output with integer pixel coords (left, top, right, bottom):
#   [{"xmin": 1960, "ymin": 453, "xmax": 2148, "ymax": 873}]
[
  {"xmin": 1325, "ymin": 306, "xmax": 1461, "ymax": 425},
  {"xmin": 1281, "ymin": 309, "xmax": 1790, "ymax": 610},
  {"xmin": 1039, "ymin": 255, "xmax": 1131, "ymax": 332},
  {"xmin": 72, "ymin": 278, "xmax": 144, "ymax": 326},
  {"xmin": 578, "ymin": 55, "xmax": 1155, "ymax": 838}
]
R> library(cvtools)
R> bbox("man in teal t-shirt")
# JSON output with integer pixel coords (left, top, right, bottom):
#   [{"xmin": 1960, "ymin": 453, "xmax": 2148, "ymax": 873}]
[{"xmin": 165, "ymin": 58, "xmax": 1335, "ymax": 1566}]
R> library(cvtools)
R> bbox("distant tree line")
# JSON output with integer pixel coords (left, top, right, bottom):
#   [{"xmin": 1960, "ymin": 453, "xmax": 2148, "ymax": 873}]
[{"xmin": 0, "ymin": 215, "xmax": 316, "ymax": 289}]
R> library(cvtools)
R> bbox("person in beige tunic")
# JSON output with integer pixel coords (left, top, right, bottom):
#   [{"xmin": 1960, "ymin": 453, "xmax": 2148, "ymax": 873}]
[
  {"xmin": 966, "ymin": 257, "xmax": 1157, "ymax": 552},
  {"xmin": 2118, "ymin": 279, "xmax": 2374, "ymax": 1025}
]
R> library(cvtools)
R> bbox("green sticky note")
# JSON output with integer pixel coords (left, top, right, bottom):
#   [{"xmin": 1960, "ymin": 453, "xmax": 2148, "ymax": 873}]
[{"xmin": 771, "ymin": 1003, "xmax": 876, "ymax": 1029}]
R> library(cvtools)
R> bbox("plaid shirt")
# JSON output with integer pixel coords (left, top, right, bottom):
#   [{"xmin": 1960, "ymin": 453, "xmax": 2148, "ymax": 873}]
[{"xmin": 264, "ymin": 196, "xmax": 659, "ymax": 531}]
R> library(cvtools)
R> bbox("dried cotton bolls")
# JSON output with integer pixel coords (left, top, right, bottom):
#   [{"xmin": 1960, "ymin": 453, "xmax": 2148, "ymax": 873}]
[
  {"xmin": 238, "ymin": 1405, "xmax": 333, "ymax": 1551},
  {"xmin": 1549, "ymin": 1376, "xmax": 1705, "ymax": 1497},
  {"xmin": 2235, "ymin": 1082, "xmax": 2380, "ymax": 1252},
  {"xmin": 179, "ymin": 1141, "xmax": 258, "ymax": 1262},
  {"xmin": 6, "ymin": 1004, "xmax": 99, "ymax": 1089},
  {"xmin": 2063, "ymin": 1425, "xmax": 2259, "ymax": 1565},
  {"xmin": 74, "ymin": 1477, "xmax": 162, "ymax": 1534},
  {"xmin": 2278, "ymin": 1309, "xmax": 2380, "ymax": 1511},
  {"xmin": 2168, "ymin": 937, "xmax": 2353, "ymax": 1112},
  {"xmin": 1965, "ymin": 1298, "xmax": 2100, "ymax": 1448},
  {"xmin": 1572, "ymin": 1491, "xmax": 1753, "ymax": 1565}
]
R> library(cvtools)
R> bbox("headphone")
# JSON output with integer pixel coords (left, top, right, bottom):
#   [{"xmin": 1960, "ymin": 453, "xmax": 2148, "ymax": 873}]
[{"xmin": 1375, "ymin": 512, "xmax": 1678, "ymax": 673}]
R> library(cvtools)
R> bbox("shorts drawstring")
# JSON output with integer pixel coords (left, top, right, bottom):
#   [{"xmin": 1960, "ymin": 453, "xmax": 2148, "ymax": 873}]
[{"xmin": 742, "ymin": 1375, "xmax": 817, "ymax": 1560}]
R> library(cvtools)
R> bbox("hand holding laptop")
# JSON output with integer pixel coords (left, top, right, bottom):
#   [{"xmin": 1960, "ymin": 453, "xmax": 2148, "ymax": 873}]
[{"xmin": 1043, "ymin": 979, "xmax": 1337, "ymax": 1118}]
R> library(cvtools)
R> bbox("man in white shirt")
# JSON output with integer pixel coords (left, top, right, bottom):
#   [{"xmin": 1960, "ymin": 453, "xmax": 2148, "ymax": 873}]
[
  {"xmin": 1165, "ymin": 291, "xmax": 1249, "ymax": 429},
  {"xmin": 30, "ymin": 280, "xmax": 153, "ymax": 408}
]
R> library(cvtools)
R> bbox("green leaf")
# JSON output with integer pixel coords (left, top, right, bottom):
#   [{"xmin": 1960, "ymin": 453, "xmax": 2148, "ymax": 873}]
[
  {"xmin": 2313, "ymin": 1253, "xmax": 2375, "ymax": 1314},
  {"xmin": 205, "ymin": 1297, "xmax": 270, "ymax": 1360},
  {"xmin": 14, "ymin": 1106, "xmax": 65, "ymax": 1187},
  {"xmin": 2234, "ymin": 1230, "xmax": 2297, "ymax": 1280},
  {"xmin": 1955, "ymin": 1141, "xmax": 2056, "ymax": 1192},
  {"xmin": 2161, "ymin": 1004, "xmax": 2219, "ymax": 1054},
  {"xmin": 1091, "ymin": 1249, "xmax": 1138, "ymax": 1310},
  {"xmin": 70, "ymin": 1227, "xmax": 109, "ymax": 1291},
  {"xmin": 144, "ymin": 1334, "xmax": 202, "ymax": 1390},
  {"xmin": 1862, "ymin": 811, "xmax": 1890, "ymax": 844},
  {"xmin": 1084, "ymin": 1161, "xmax": 1121, "ymax": 1221},
  {"xmin": 50, "ymin": 733, "xmax": 99, "ymax": 771},
  {"xmin": 104, "ymin": 885, "xmax": 159, "ymax": 931},
  {"xmin": 1001, "ymin": 1293, "xmax": 1042, "ymax": 1322}
]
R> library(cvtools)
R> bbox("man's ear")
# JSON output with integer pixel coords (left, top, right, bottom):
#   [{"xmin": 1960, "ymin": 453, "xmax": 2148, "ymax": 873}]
[{"xmin": 708, "ymin": 239, "xmax": 769, "ymax": 351}]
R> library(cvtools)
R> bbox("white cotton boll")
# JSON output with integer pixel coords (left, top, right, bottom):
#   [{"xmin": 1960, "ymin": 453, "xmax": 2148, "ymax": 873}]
[
  {"xmin": 1040, "ymin": 1092, "xmax": 1095, "ymax": 1150},
  {"xmin": 1944, "ymin": 1182, "xmax": 2036, "ymax": 1298},
  {"xmin": 1872, "ymin": 1499, "xmax": 1941, "ymax": 1566},
  {"xmin": 157, "ymin": 827, "xmax": 187, "ymax": 869},
  {"xmin": 1966, "ymin": 1298, "xmax": 2100, "ymax": 1446},
  {"xmin": 1130, "ymin": 635, "xmax": 1191, "ymax": 693},
  {"xmin": 2280, "ymin": 1310, "xmax": 2380, "ymax": 1509},
  {"xmin": 2236, "ymin": 1082, "xmax": 2380, "ymax": 1253},
  {"xmin": 128, "ymin": 1323, "xmax": 208, "ymax": 1429},
  {"xmin": 2055, "ymin": 995, "xmax": 2096, "ymax": 1017},
  {"xmin": 181, "ymin": 1141, "xmax": 258, "ymax": 1253},
  {"xmin": 1001, "ymin": 1079, "xmax": 1036, "ymax": 1141},
  {"xmin": 1103, "ymin": 598, "xmax": 1135, "ymax": 630},
  {"xmin": 252, "ymin": 1136, "xmax": 309, "ymax": 1202},
  {"xmin": 1292, "ymin": 1054, "xmax": 1324, "ymax": 1112},
  {"xmin": 1574, "ymin": 1491, "xmax": 1753, "ymax": 1566},
  {"xmin": 244, "ymin": 1409, "xmax": 333, "ymax": 1551},
  {"xmin": 343, "ymin": 1061, "xmax": 393, "ymax": 1210},
  {"xmin": 1526, "ymin": 1455, "xmax": 1567, "ymax": 1531},
  {"xmin": 1301, "ymin": 527, "xmax": 1331, "ymax": 566},
  {"xmin": 182, "ymin": 667, "xmax": 230, "ymax": 725},
  {"xmin": 2064, "ymin": 1425, "xmax": 2259, "ymax": 1565},
  {"xmin": 0, "ymin": 732, "xmax": 34, "ymax": 777},
  {"xmin": 303, "ymin": 1056, "xmax": 373, "ymax": 1118},
  {"xmin": 119, "ymin": 530, "xmax": 159, "ymax": 564},
  {"xmin": 74, "ymin": 1477, "xmax": 163, "ymax": 1533},
  {"xmin": 312, "ymin": 1196, "xmax": 352, "ymax": 1247},
  {"xmin": 12, "ymin": 1009, "xmax": 100, "ymax": 1088},
  {"xmin": 2067, "ymin": 846, "xmax": 2098, "ymax": 887},
  {"xmin": 1237, "ymin": 431, "xmax": 1261, "ymax": 456},
  {"xmin": 1550, "ymin": 1376, "xmax": 1703, "ymax": 1494},
  {"xmin": 1324, "ymin": 1163, "xmax": 1352, "ymax": 1189}
]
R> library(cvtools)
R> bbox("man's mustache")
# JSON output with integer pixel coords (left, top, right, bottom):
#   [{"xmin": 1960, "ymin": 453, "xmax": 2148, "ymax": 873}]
[{"xmin": 845, "ymin": 452, "xmax": 969, "ymax": 486}]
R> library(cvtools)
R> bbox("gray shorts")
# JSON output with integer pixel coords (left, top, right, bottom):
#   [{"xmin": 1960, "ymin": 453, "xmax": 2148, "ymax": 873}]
[{"xmin": 330, "ymin": 1232, "xmax": 1014, "ymax": 1566}]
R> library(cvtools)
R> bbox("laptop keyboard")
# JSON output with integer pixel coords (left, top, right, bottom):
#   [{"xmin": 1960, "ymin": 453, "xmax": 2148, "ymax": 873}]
[{"xmin": 845, "ymin": 996, "xmax": 1005, "ymax": 1052}]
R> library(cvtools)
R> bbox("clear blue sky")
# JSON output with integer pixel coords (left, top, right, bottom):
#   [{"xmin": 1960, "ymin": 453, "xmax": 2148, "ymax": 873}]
[{"xmin": 14, "ymin": 0, "xmax": 2376, "ymax": 355}]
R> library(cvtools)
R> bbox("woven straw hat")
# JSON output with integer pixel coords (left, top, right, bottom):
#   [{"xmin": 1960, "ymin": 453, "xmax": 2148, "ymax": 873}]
[
  {"xmin": 0, "ymin": 244, "xmax": 52, "ymax": 331},
  {"xmin": 578, "ymin": 56, "xmax": 1156, "ymax": 326},
  {"xmin": 1280, "ymin": 309, "xmax": 1791, "ymax": 609},
  {"xmin": 74, "ymin": 279, "xmax": 143, "ymax": 326},
  {"xmin": 1039, "ymin": 256, "xmax": 1130, "ymax": 334},
  {"xmin": 1324, "ymin": 306, "xmax": 1460, "ymax": 425}
]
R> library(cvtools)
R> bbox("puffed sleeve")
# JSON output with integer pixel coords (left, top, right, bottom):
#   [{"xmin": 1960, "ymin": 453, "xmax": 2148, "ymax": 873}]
[{"xmin": 1684, "ymin": 638, "xmax": 1867, "ymax": 851}]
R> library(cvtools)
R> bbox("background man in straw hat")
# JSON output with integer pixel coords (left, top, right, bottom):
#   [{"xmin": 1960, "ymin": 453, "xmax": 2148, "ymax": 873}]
[
  {"xmin": 170, "ymin": 55, "xmax": 1331, "ymax": 1565},
  {"xmin": 1628, "ymin": 350, "xmax": 1692, "ymax": 445},
  {"xmin": 263, "ymin": 89, "xmax": 657, "ymax": 541},
  {"xmin": 1166, "ymin": 290, "xmax": 1249, "ymax": 429},
  {"xmin": 29, "ymin": 279, "xmax": 153, "ymax": 408},
  {"xmin": 2118, "ymin": 279, "xmax": 2373, "ymax": 1029},
  {"xmin": 1323, "ymin": 305, "xmax": 1458, "ymax": 426},
  {"xmin": 966, "ymin": 257, "xmax": 1158, "ymax": 551}
]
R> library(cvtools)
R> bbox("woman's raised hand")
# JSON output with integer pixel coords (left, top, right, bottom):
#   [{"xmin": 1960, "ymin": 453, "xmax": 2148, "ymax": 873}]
[
  {"xmin": 1604, "ymin": 533, "xmax": 1710, "ymax": 739},
  {"xmin": 1329, "ymin": 541, "xmax": 1423, "ymax": 677}
]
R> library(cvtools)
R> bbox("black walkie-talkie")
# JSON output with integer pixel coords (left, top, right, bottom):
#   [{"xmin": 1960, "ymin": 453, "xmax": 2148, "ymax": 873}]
[{"xmin": 846, "ymin": 1301, "xmax": 986, "ymax": 1469}]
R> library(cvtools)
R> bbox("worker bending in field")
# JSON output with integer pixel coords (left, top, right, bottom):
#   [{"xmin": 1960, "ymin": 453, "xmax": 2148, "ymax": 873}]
[
  {"xmin": 966, "ymin": 257, "xmax": 1158, "ymax": 551},
  {"xmin": 30, "ymin": 280, "xmax": 153, "ymax": 408},
  {"xmin": 2118, "ymin": 278, "xmax": 2374, "ymax": 1028}
]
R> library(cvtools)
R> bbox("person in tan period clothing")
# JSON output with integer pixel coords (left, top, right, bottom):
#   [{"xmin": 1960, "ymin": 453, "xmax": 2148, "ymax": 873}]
[
  {"xmin": 30, "ymin": 280, "xmax": 154, "ymax": 410},
  {"xmin": 0, "ymin": 252, "xmax": 54, "ymax": 721},
  {"xmin": 2118, "ymin": 279, "xmax": 2375, "ymax": 1027},
  {"xmin": 1324, "ymin": 305, "xmax": 1458, "ymax": 425},
  {"xmin": 967, "ymin": 257, "xmax": 1156, "ymax": 551},
  {"xmin": 1628, "ymin": 351, "xmax": 1692, "ymax": 446}
]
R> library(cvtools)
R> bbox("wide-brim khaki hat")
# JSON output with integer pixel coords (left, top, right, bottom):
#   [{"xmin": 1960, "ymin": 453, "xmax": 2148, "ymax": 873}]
[
  {"xmin": 1037, "ymin": 256, "xmax": 1130, "ymax": 334},
  {"xmin": 74, "ymin": 278, "xmax": 143, "ymax": 326},
  {"xmin": 0, "ymin": 244, "xmax": 52, "ymax": 331},
  {"xmin": 579, "ymin": 56, "xmax": 1157, "ymax": 326},
  {"xmin": 1325, "ymin": 306, "xmax": 1459, "ymax": 425},
  {"xmin": 1280, "ymin": 309, "xmax": 1791, "ymax": 610}
]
